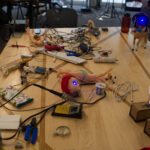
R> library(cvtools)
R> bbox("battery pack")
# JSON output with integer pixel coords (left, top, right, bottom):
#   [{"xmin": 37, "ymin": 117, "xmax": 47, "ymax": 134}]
[
  {"xmin": 144, "ymin": 119, "xmax": 150, "ymax": 137},
  {"xmin": 130, "ymin": 102, "xmax": 150, "ymax": 122},
  {"xmin": 52, "ymin": 104, "xmax": 82, "ymax": 119}
]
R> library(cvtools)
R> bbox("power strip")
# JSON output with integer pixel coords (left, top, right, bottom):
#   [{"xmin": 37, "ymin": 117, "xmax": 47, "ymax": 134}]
[{"xmin": 38, "ymin": 50, "xmax": 86, "ymax": 64}]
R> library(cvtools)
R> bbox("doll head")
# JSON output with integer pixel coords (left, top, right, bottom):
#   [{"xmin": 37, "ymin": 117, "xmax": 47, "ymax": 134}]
[{"xmin": 61, "ymin": 74, "xmax": 80, "ymax": 97}]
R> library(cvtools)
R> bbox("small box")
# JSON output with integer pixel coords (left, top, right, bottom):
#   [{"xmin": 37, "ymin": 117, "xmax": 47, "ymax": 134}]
[
  {"xmin": 144, "ymin": 119, "xmax": 150, "ymax": 137},
  {"xmin": 129, "ymin": 102, "xmax": 150, "ymax": 122}
]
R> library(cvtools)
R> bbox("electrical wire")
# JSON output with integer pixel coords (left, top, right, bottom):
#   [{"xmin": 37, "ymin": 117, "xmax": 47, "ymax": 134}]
[
  {"xmin": 0, "ymin": 83, "xmax": 106, "ymax": 140},
  {"xmin": 113, "ymin": 81, "xmax": 138, "ymax": 102}
]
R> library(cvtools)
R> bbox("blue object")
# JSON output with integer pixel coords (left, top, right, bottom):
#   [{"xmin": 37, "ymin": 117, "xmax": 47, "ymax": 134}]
[
  {"xmin": 35, "ymin": 67, "xmax": 46, "ymax": 74},
  {"xmin": 73, "ymin": 80, "xmax": 78, "ymax": 85},
  {"xmin": 24, "ymin": 118, "xmax": 38, "ymax": 144},
  {"xmin": 31, "ymin": 128, "xmax": 38, "ymax": 144},
  {"xmin": 24, "ymin": 125, "xmax": 31, "ymax": 142},
  {"xmin": 64, "ymin": 50, "xmax": 80, "ymax": 56}
]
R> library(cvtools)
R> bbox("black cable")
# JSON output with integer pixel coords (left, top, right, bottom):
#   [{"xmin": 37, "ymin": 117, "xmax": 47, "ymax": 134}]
[
  {"xmin": 1, "ymin": 99, "xmax": 67, "ymax": 140},
  {"xmin": 0, "ymin": 83, "xmax": 106, "ymax": 140}
]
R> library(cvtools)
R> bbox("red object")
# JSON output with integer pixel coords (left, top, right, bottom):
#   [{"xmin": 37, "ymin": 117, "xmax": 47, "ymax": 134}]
[
  {"xmin": 45, "ymin": 44, "xmax": 64, "ymax": 51},
  {"xmin": 61, "ymin": 74, "xmax": 74, "ymax": 95},
  {"xmin": 121, "ymin": 13, "xmax": 131, "ymax": 33},
  {"xmin": 9, "ymin": 45, "xmax": 26, "ymax": 47},
  {"xmin": 140, "ymin": 148, "xmax": 150, "ymax": 150}
]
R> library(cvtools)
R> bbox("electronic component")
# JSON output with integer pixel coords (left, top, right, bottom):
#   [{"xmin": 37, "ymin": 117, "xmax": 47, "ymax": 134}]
[
  {"xmin": 0, "ymin": 115, "xmax": 21, "ymax": 130},
  {"xmin": 38, "ymin": 50, "xmax": 86, "ymax": 64},
  {"xmin": 35, "ymin": 67, "xmax": 46, "ymax": 74},
  {"xmin": 52, "ymin": 104, "xmax": 82, "ymax": 119}
]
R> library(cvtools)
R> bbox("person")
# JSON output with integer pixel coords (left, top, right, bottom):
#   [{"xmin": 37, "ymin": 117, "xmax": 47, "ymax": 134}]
[
  {"xmin": 141, "ymin": 0, "xmax": 150, "ymax": 40},
  {"xmin": 57, "ymin": 68, "xmax": 113, "ymax": 97}
]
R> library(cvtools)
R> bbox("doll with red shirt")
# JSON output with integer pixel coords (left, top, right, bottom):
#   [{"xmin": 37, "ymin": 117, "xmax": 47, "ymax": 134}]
[{"xmin": 57, "ymin": 68, "xmax": 113, "ymax": 97}]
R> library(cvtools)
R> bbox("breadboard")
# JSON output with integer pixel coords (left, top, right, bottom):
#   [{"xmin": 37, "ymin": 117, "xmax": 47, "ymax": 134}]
[
  {"xmin": 39, "ymin": 50, "xmax": 86, "ymax": 64},
  {"xmin": 0, "ymin": 115, "xmax": 21, "ymax": 130}
]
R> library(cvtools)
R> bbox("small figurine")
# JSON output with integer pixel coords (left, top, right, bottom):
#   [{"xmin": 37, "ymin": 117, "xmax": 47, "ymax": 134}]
[
  {"xmin": 87, "ymin": 20, "xmax": 100, "ymax": 37},
  {"xmin": 132, "ymin": 13, "xmax": 149, "ymax": 51},
  {"xmin": 57, "ymin": 68, "xmax": 113, "ymax": 96},
  {"xmin": 26, "ymin": 27, "xmax": 45, "ymax": 46}
]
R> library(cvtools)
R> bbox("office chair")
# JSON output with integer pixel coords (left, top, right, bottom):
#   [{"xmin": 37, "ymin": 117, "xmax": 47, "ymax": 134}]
[{"xmin": 46, "ymin": 8, "xmax": 77, "ymax": 27}]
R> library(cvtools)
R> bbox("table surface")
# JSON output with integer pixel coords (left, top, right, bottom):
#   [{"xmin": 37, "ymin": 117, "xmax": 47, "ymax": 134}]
[{"xmin": 0, "ymin": 27, "xmax": 150, "ymax": 150}]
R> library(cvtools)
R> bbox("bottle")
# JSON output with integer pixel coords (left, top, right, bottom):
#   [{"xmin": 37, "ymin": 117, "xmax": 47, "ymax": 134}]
[{"xmin": 121, "ymin": 13, "xmax": 131, "ymax": 33}]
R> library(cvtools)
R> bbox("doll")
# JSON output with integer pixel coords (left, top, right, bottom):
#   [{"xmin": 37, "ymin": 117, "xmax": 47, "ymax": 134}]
[
  {"xmin": 57, "ymin": 68, "xmax": 113, "ymax": 96},
  {"xmin": 132, "ymin": 13, "xmax": 149, "ymax": 51}
]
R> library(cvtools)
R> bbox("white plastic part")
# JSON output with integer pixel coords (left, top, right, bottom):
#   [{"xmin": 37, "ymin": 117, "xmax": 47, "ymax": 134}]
[
  {"xmin": 38, "ymin": 50, "xmax": 86, "ymax": 64},
  {"xmin": 0, "ymin": 115, "xmax": 21, "ymax": 130}
]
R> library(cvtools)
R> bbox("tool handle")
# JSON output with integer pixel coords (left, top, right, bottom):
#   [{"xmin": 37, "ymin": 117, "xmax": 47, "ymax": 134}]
[
  {"xmin": 24, "ymin": 125, "xmax": 31, "ymax": 141},
  {"xmin": 31, "ymin": 128, "xmax": 38, "ymax": 144}
]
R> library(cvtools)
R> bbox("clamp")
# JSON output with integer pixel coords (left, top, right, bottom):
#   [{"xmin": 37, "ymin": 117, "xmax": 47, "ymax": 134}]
[
  {"xmin": 64, "ymin": 50, "xmax": 81, "ymax": 56},
  {"xmin": 24, "ymin": 118, "xmax": 38, "ymax": 144}
]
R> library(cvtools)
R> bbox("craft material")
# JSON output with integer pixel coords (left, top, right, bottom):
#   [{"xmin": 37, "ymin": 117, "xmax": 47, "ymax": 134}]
[
  {"xmin": 0, "ymin": 85, "xmax": 33, "ymax": 107},
  {"xmin": 38, "ymin": 50, "xmax": 86, "ymax": 64}
]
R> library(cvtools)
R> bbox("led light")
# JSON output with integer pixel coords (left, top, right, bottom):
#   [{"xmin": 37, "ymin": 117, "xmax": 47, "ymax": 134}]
[{"xmin": 73, "ymin": 81, "xmax": 78, "ymax": 85}]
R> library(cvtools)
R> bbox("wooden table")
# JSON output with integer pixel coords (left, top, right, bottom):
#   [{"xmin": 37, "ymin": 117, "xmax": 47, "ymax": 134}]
[{"xmin": 0, "ymin": 27, "xmax": 150, "ymax": 150}]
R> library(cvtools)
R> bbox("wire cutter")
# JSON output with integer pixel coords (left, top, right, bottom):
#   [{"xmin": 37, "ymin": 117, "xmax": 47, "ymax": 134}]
[
  {"xmin": 64, "ymin": 50, "xmax": 81, "ymax": 56},
  {"xmin": 24, "ymin": 118, "xmax": 38, "ymax": 144}
]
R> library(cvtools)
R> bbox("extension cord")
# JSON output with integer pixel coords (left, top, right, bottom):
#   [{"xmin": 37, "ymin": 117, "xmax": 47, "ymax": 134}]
[{"xmin": 37, "ymin": 49, "xmax": 86, "ymax": 64}]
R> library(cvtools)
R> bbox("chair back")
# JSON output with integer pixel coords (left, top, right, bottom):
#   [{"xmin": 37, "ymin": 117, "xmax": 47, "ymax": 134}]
[{"xmin": 46, "ymin": 8, "xmax": 77, "ymax": 28}]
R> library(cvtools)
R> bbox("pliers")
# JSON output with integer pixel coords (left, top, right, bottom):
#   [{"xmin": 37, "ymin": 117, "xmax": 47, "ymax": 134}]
[{"xmin": 24, "ymin": 118, "xmax": 38, "ymax": 144}]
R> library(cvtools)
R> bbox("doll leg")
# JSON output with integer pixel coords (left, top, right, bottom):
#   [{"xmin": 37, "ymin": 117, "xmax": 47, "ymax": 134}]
[
  {"xmin": 132, "ymin": 36, "xmax": 136, "ymax": 51},
  {"xmin": 136, "ymin": 38, "xmax": 142, "ymax": 51}
]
